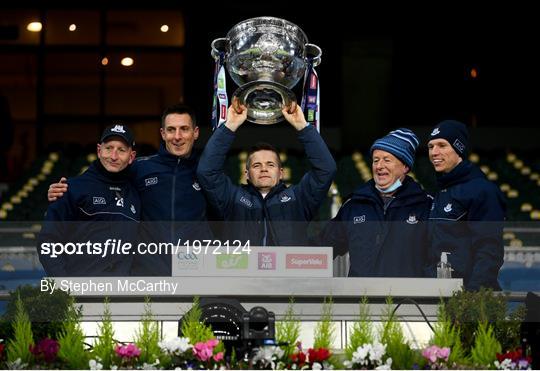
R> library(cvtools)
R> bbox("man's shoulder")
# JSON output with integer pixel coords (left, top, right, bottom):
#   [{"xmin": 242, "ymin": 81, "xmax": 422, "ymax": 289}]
[
  {"xmin": 132, "ymin": 153, "xmax": 163, "ymax": 176},
  {"xmin": 451, "ymin": 175, "xmax": 499, "ymax": 198},
  {"xmin": 134, "ymin": 153, "xmax": 159, "ymax": 165},
  {"xmin": 66, "ymin": 171, "xmax": 95, "ymax": 190}
]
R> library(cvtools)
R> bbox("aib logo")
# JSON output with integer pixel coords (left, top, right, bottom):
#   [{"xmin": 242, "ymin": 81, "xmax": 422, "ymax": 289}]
[{"xmin": 258, "ymin": 252, "xmax": 276, "ymax": 270}]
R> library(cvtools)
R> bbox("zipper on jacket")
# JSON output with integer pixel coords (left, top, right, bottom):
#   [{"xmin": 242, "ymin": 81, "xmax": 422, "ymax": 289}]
[
  {"xmin": 262, "ymin": 216, "xmax": 268, "ymax": 246},
  {"xmin": 170, "ymin": 158, "xmax": 180, "ymax": 239},
  {"xmin": 382, "ymin": 197, "xmax": 394, "ymax": 217}
]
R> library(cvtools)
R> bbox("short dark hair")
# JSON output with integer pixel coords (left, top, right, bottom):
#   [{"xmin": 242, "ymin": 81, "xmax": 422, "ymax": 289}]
[
  {"xmin": 161, "ymin": 103, "xmax": 197, "ymax": 128},
  {"xmin": 246, "ymin": 142, "xmax": 282, "ymax": 169}
]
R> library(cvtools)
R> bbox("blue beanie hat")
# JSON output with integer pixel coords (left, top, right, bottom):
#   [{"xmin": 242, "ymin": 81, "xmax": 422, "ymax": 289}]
[
  {"xmin": 370, "ymin": 128, "xmax": 419, "ymax": 168},
  {"xmin": 429, "ymin": 120, "xmax": 469, "ymax": 156}
]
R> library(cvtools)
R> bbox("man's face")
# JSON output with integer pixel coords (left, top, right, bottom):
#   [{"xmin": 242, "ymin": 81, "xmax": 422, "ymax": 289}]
[
  {"xmin": 160, "ymin": 113, "xmax": 199, "ymax": 158},
  {"xmin": 97, "ymin": 138, "xmax": 135, "ymax": 173},
  {"xmin": 428, "ymin": 138, "xmax": 462, "ymax": 173},
  {"xmin": 372, "ymin": 149, "xmax": 408, "ymax": 190},
  {"xmin": 246, "ymin": 150, "xmax": 283, "ymax": 193}
]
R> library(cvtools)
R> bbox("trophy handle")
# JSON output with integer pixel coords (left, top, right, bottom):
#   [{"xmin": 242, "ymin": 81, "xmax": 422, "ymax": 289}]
[
  {"xmin": 305, "ymin": 43, "xmax": 322, "ymax": 67},
  {"xmin": 211, "ymin": 38, "xmax": 229, "ymax": 60}
]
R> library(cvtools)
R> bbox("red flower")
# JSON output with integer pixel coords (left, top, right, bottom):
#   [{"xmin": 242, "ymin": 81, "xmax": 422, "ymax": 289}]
[
  {"xmin": 30, "ymin": 338, "xmax": 59, "ymax": 363},
  {"xmin": 290, "ymin": 351, "xmax": 306, "ymax": 366},
  {"xmin": 496, "ymin": 348, "xmax": 532, "ymax": 364},
  {"xmin": 0, "ymin": 343, "xmax": 5, "ymax": 358},
  {"xmin": 308, "ymin": 347, "xmax": 331, "ymax": 363}
]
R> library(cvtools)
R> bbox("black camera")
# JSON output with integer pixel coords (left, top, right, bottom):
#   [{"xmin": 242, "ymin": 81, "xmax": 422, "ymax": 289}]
[{"xmin": 178, "ymin": 298, "xmax": 276, "ymax": 361}]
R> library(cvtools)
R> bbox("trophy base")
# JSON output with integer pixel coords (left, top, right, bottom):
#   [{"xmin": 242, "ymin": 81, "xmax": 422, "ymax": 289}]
[{"xmin": 234, "ymin": 81, "xmax": 296, "ymax": 125}]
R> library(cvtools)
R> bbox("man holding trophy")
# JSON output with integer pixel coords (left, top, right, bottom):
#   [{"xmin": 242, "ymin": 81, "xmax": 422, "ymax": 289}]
[
  {"xmin": 197, "ymin": 98, "xmax": 336, "ymax": 246},
  {"xmin": 198, "ymin": 16, "xmax": 335, "ymax": 246}
]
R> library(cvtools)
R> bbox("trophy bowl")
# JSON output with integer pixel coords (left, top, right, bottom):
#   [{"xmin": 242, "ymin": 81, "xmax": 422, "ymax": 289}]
[{"xmin": 212, "ymin": 17, "xmax": 321, "ymax": 125}]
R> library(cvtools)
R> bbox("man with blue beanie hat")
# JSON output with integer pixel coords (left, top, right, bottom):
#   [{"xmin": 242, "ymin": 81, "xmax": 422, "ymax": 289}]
[
  {"xmin": 427, "ymin": 120, "xmax": 506, "ymax": 290},
  {"xmin": 322, "ymin": 128, "xmax": 432, "ymax": 277}
]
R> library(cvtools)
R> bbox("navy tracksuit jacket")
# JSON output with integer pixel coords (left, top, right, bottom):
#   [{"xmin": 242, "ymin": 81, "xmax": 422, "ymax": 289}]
[
  {"xmin": 426, "ymin": 160, "xmax": 506, "ymax": 290},
  {"xmin": 38, "ymin": 160, "xmax": 140, "ymax": 276},
  {"xmin": 322, "ymin": 176, "xmax": 432, "ymax": 277},
  {"xmin": 196, "ymin": 124, "xmax": 336, "ymax": 246}
]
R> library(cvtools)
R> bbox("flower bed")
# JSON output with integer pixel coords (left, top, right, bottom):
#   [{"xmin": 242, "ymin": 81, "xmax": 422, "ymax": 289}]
[{"xmin": 0, "ymin": 287, "xmax": 533, "ymax": 370}]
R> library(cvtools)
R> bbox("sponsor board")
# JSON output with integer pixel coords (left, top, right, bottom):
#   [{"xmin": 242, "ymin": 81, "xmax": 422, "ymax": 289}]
[{"xmin": 172, "ymin": 246, "xmax": 332, "ymax": 277}]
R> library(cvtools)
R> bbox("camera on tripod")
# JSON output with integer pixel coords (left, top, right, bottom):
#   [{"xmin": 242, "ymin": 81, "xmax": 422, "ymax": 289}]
[{"xmin": 178, "ymin": 298, "xmax": 276, "ymax": 360}]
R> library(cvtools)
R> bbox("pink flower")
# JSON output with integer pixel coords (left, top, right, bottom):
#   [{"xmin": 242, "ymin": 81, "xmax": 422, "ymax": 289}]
[
  {"xmin": 207, "ymin": 339, "xmax": 219, "ymax": 348},
  {"xmin": 422, "ymin": 345, "xmax": 439, "ymax": 363},
  {"xmin": 422, "ymin": 345, "xmax": 451, "ymax": 363},
  {"xmin": 213, "ymin": 351, "xmax": 224, "ymax": 362},
  {"xmin": 437, "ymin": 347, "xmax": 450, "ymax": 361},
  {"xmin": 193, "ymin": 342, "xmax": 213, "ymax": 362},
  {"xmin": 115, "ymin": 343, "xmax": 141, "ymax": 358}
]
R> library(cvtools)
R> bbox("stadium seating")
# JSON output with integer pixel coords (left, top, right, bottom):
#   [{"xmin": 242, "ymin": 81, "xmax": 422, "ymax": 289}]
[{"xmin": 1, "ymin": 148, "xmax": 539, "ymax": 294}]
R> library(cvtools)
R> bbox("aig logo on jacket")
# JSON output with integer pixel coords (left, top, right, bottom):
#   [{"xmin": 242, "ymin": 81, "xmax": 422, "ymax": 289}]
[
  {"xmin": 93, "ymin": 197, "xmax": 106, "ymax": 205},
  {"xmin": 145, "ymin": 177, "xmax": 158, "ymax": 187},
  {"xmin": 239, "ymin": 196, "xmax": 253, "ymax": 208},
  {"xmin": 353, "ymin": 215, "xmax": 366, "ymax": 224}
]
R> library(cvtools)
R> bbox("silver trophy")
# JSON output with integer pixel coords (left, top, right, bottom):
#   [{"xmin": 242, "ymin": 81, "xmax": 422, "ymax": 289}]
[{"xmin": 211, "ymin": 17, "xmax": 321, "ymax": 125}]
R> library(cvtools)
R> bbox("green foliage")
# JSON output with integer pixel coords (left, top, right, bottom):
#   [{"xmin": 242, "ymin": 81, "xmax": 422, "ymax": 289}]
[
  {"xmin": 91, "ymin": 298, "xmax": 115, "ymax": 369},
  {"xmin": 134, "ymin": 297, "xmax": 161, "ymax": 365},
  {"xmin": 431, "ymin": 298, "xmax": 466, "ymax": 365},
  {"xmin": 6, "ymin": 294, "xmax": 34, "ymax": 365},
  {"xmin": 179, "ymin": 296, "xmax": 215, "ymax": 344},
  {"xmin": 379, "ymin": 296, "xmax": 416, "ymax": 369},
  {"xmin": 496, "ymin": 303, "xmax": 526, "ymax": 351},
  {"xmin": 57, "ymin": 297, "xmax": 88, "ymax": 369},
  {"xmin": 446, "ymin": 288, "xmax": 523, "ymax": 353},
  {"xmin": 470, "ymin": 321, "xmax": 501, "ymax": 368},
  {"xmin": 345, "ymin": 296, "xmax": 374, "ymax": 359},
  {"xmin": 275, "ymin": 297, "xmax": 301, "ymax": 357},
  {"xmin": 313, "ymin": 296, "xmax": 335, "ymax": 350},
  {"xmin": 0, "ymin": 282, "xmax": 71, "ymax": 342}
]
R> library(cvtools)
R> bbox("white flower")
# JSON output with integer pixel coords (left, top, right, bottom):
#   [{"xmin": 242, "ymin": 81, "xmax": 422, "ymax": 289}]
[
  {"xmin": 352, "ymin": 344, "xmax": 370, "ymax": 363},
  {"xmin": 140, "ymin": 361, "xmax": 160, "ymax": 370},
  {"xmin": 349, "ymin": 343, "xmax": 390, "ymax": 369},
  {"xmin": 89, "ymin": 359, "xmax": 103, "ymax": 370},
  {"xmin": 370, "ymin": 342, "xmax": 387, "ymax": 362},
  {"xmin": 274, "ymin": 346, "xmax": 285, "ymax": 359},
  {"xmin": 312, "ymin": 362, "xmax": 322, "ymax": 370},
  {"xmin": 6, "ymin": 358, "xmax": 28, "ymax": 370},
  {"xmin": 111, "ymin": 366, "xmax": 118, "ymax": 370},
  {"xmin": 159, "ymin": 336, "xmax": 192, "ymax": 355},
  {"xmin": 252, "ymin": 345, "xmax": 285, "ymax": 367},
  {"xmin": 495, "ymin": 358, "xmax": 516, "ymax": 370}
]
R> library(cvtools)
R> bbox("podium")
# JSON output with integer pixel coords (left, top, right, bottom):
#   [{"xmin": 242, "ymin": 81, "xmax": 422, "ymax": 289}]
[{"xmin": 56, "ymin": 276, "xmax": 463, "ymax": 322}]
